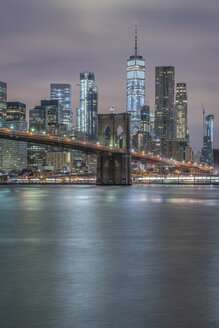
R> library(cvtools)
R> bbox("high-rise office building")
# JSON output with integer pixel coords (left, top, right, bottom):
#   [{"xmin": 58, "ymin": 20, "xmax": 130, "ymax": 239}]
[
  {"xmin": 29, "ymin": 105, "xmax": 47, "ymax": 132},
  {"xmin": 79, "ymin": 72, "xmax": 98, "ymax": 141},
  {"xmin": 2, "ymin": 101, "xmax": 27, "ymax": 171},
  {"xmin": 149, "ymin": 112, "xmax": 155, "ymax": 139},
  {"xmin": 155, "ymin": 66, "xmax": 175, "ymax": 140},
  {"xmin": 0, "ymin": 81, "xmax": 7, "ymax": 169},
  {"xmin": 126, "ymin": 24, "xmax": 146, "ymax": 136},
  {"xmin": 206, "ymin": 114, "xmax": 214, "ymax": 147},
  {"xmin": 41, "ymin": 99, "xmax": 62, "ymax": 131},
  {"xmin": 140, "ymin": 105, "xmax": 150, "ymax": 133},
  {"xmin": 50, "ymin": 84, "xmax": 73, "ymax": 132},
  {"xmin": 6, "ymin": 102, "xmax": 26, "ymax": 121},
  {"xmin": 28, "ymin": 106, "xmax": 48, "ymax": 171},
  {"xmin": 176, "ymin": 83, "xmax": 188, "ymax": 141},
  {"xmin": 2, "ymin": 121, "xmax": 27, "ymax": 172},
  {"xmin": 200, "ymin": 114, "xmax": 214, "ymax": 166},
  {"xmin": 0, "ymin": 81, "xmax": 7, "ymax": 122}
]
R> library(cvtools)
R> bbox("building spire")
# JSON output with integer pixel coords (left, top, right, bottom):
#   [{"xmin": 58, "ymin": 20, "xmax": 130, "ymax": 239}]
[{"xmin": 135, "ymin": 22, "xmax": 138, "ymax": 57}]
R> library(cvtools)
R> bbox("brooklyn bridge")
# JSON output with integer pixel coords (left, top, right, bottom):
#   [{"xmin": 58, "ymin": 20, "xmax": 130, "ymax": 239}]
[{"xmin": 0, "ymin": 113, "xmax": 212, "ymax": 185}]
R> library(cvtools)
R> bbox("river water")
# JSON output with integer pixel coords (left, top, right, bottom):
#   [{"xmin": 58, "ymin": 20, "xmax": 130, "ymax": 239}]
[{"xmin": 0, "ymin": 185, "xmax": 219, "ymax": 328}]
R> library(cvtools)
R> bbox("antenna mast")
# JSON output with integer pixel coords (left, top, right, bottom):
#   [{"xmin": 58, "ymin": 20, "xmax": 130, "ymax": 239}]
[{"xmin": 135, "ymin": 22, "xmax": 138, "ymax": 57}]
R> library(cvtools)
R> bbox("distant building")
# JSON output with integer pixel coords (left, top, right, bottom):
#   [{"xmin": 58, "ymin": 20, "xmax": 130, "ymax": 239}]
[
  {"xmin": 213, "ymin": 149, "xmax": 219, "ymax": 174},
  {"xmin": 41, "ymin": 99, "xmax": 62, "ymax": 131},
  {"xmin": 2, "ymin": 121, "xmax": 27, "ymax": 172},
  {"xmin": 28, "ymin": 106, "xmax": 48, "ymax": 171},
  {"xmin": 50, "ymin": 83, "xmax": 73, "ymax": 132},
  {"xmin": 0, "ymin": 81, "xmax": 7, "ymax": 169},
  {"xmin": 176, "ymin": 83, "xmax": 188, "ymax": 141},
  {"xmin": 126, "ymin": 24, "xmax": 146, "ymax": 137},
  {"xmin": 78, "ymin": 72, "xmax": 98, "ymax": 141},
  {"xmin": 200, "ymin": 114, "xmax": 214, "ymax": 166},
  {"xmin": 6, "ymin": 102, "xmax": 26, "ymax": 121},
  {"xmin": 200, "ymin": 136, "xmax": 213, "ymax": 166},
  {"xmin": 155, "ymin": 66, "xmax": 175, "ymax": 140},
  {"xmin": 161, "ymin": 140, "xmax": 192, "ymax": 162},
  {"xmin": 193, "ymin": 150, "xmax": 201, "ymax": 164},
  {"xmin": 140, "ymin": 105, "xmax": 150, "ymax": 134},
  {"xmin": 0, "ymin": 81, "xmax": 7, "ymax": 122},
  {"xmin": 29, "ymin": 105, "xmax": 47, "ymax": 132},
  {"xmin": 149, "ymin": 112, "xmax": 155, "ymax": 139},
  {"xmin": 46, "ymin": 151, "xmax": 74, "ymax": 172},
  {"xmin": 206, "ymin": 114, "xmax": 214, "ymax": 147}
]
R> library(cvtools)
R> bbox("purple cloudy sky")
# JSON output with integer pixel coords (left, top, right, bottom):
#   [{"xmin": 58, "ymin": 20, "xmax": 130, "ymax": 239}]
[{"xmin": 0, "ymin": 0, "xmax": 218, "ymax": 150}]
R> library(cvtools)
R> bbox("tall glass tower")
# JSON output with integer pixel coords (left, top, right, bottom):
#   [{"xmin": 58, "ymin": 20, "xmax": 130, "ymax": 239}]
[
  {"xmin": 0, "ymin": 81, "xmax": 7, "ymax": 123},
  {"xmin": 206, "ymin": 114, "xmax": 214, "ymax": 147},
  {"xmin": 154, "ymin": 66, "xmax": 175, "ymax": 140},
  {"xmin": 78, "ymin": 72, "xmax": 98, "ymax": 141},
  {"xmin": 50, "ymin": 84, "xmax": 72, "ymax": 132},
  {"xmin": 126, "ymin": 24, "xmax": 146, "ymax": 137},
  {"xmin": 200, "ymin": 114, "xmax": 214, "ymax": 165},
  {"xmin": 176, "ymin": 83, "xmax": 188, "ymax": 142}
]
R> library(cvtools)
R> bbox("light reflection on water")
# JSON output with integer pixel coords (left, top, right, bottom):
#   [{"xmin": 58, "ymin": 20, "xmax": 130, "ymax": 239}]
[{"xmin": 0, "ymin": 184, "xmax": 219, "ymax": 328}]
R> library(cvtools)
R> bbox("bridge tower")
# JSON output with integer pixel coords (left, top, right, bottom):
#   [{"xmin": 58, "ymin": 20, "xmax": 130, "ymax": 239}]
[{"xmin": 96, "ymin": 113, "xmax": 131, "ymax": 185}]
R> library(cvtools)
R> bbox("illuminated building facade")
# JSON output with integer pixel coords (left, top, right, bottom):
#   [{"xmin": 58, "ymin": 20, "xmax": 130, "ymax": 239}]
[
  {"xmin": 149, "ymin": 112, "xmax": 155, "ymax": 139},
  {"xmin": 0, "ymin": 81, "xmax": 7, "ymax": 122},
  {"xmin": 46, "ymin": 151, "xmax": 74, "ymax": 172},
  {"xmin": 206, "ymin": 114, "xmax": 214, "ymax": 147},
  {"xmin": 126, "ymin": 25, "xmax": 146, "ymax": 136},
  {"xmin": 6, "ymin": 102, "xmax": 26, "ymax": 121},
  {"xmin": 200, "ymin": 114, "xmax": 214, "ymax": 165},
  {"xmin": 50, "ymin": 84, "xmax": 73, "ymax": 132},
  {"xmin": 0, "ymin": 81, "xmax": 7, "ymax": 168},
  {"xmin": 28, "ymin": 106, "xmax": 47, "ymax": 171},
  {"xmin": 29, "ymin": 106, "xmax": 47, "ymax": 132},
  {"xmin": 79, "ymin": 72, "xmax": 98, "ymax": 141},
  {"xmin": 41, "ymin": 99, "xmax": 62, "ymax": 131},
  {"xmin": 155, "ymin": 66, "xmax": 175, "ymax": 140},
  {"xmin": 2, "ymin": 121, "xmax": 27, "ymax": 171},
  {"xmin": 140, "ymin": 105, "xmax": 150, "ymax": 133},
  {"xmin": 176, "ymin": 83, "xmax": 188, "ymax": 141}
]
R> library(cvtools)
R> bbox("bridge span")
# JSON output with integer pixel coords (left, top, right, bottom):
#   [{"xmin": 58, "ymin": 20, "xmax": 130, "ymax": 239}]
[{"xmin": 0, "ymin": 126, "xmax": 212, "ymax": 184}]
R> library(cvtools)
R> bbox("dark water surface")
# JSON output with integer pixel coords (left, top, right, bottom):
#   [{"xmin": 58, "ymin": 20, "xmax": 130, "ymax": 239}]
[{"xmin": 0, "ymin": 185, "xmax": 219, "ymax": 328}]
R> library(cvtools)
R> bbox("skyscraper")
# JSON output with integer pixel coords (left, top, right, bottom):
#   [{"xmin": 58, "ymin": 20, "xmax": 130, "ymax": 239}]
[
  {"xmin": 78, "ymin": 72, "xmax": 98, "ymax": 141},
  {"xmin": 206, "ymin": 114, "xmax": 214, "ymax": 147},
  {"xmin": 50, "ymin": 83, "xmax": 72, "ymax": 132},
  {"xmin": 29, "ymin": 105, "xmax": 47, "ymax": 132},
  {"xmin": 155, "ymin": 66, "xmax": 175, "ymax": 140},
  {"xmin": 28, "ymin": 106, "xmax": 47, "ymax": 171},
  {"xmin": 6, "ymin": 102, "xmax": 26, "ymax": 121},
  {"xmin": 2, "ymin": 102, "xmax": 27, "ymax": 172},
  {"xmin": 0, "ymin": 82, "xmax": 7, "ymax": 169},
  {"xmin": 126, "ymin": 24, "xmax": 146, "ymax": 136},
  {"xmin": 0, "ymin": 81, "xmax": 7, "ymax": 123},
  {"xmin": 200, "ymin": 114, "xmax": 214, "ymax": 166},
  {"xmin": 140, "ymin": 105, "xmax": 150, "ymax": 134},
  {"xmin": 176, "ymin": 83, "xmax": 188, "ymax": 141},
  {"xmin": 41, "ymin": 99, "xmax": 62, "ymax": 131}
]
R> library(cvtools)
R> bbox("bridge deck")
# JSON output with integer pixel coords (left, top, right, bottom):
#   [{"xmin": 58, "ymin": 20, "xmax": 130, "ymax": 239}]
[{"xmin": 0, "ymin": 128, "xmax": 211, "ymax": 173}]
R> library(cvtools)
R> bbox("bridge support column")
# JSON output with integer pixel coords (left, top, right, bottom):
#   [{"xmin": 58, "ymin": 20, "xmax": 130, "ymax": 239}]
[{"xmin": 96, "ymin": 153, "xmax": 131, "ymax": 185}]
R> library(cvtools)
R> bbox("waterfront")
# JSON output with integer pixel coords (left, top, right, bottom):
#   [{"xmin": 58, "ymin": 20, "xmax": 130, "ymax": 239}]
[{"xmin": 0, "ymin": 185, "xmax": 219, "ymax": 327}]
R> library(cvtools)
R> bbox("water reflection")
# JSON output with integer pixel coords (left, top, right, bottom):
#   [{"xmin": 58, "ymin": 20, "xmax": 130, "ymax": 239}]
[{"xmin": 0, "ymin": 185, "xmax": 219, "ymax": 327}]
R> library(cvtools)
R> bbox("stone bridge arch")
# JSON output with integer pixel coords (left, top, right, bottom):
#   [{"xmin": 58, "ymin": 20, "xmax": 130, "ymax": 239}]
[
  {"xmin": 97, "ymin": 113, "xmax": 131, "ymax": 151},
  {"xmin": 97, "ymin": 113, "xmax": 131, "ymax": 185}
]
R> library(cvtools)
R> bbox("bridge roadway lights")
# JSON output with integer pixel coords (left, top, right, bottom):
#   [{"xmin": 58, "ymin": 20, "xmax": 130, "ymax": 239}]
[{"xmin": 96, "ymin": 153, "xmax": 132, "ymax": 185}]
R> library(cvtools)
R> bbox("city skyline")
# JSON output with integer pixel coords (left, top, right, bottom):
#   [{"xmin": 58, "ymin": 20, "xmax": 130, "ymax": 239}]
[{"xmin": 0, "ymin": 0, "xmax": 218, "ymax": 150}]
